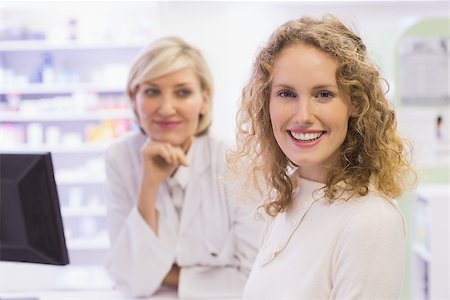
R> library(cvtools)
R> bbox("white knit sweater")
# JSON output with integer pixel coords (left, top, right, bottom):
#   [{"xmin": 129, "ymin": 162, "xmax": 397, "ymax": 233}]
[{"xmin": 243, "ymin": 176, "xmax": 406, "ymax": 300}]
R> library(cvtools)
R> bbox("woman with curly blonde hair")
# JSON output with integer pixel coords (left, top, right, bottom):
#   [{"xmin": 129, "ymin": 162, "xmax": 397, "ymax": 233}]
[{"xmin": 229, "ymin": 15, "xmax": 415, "ymax": 299}]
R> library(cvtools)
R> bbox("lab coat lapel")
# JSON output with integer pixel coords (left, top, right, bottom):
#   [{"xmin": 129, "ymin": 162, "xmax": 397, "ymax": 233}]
[{"xmin": 178, "ymin": 135, "xmax": 211, "ymax": 236}]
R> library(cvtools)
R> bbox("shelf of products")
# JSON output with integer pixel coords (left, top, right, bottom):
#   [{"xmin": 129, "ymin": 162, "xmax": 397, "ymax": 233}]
[
  {"xmin": 0, "ymin": 84, "xmax": 126, "ymax": 95},
  {"xmin": 411, "ymin": 184, "xmax": 449, "ymax": 300},
  {"xmin": 0, "ymin": 40, "xmax": 145, "ymax": 51},
  {"xmin": 0, "ymin": 37, "xmax": 140, "ymax": 266},
  {"xmin": 0, "ymin": 1, "xmax": 160, "ymax": 266}
]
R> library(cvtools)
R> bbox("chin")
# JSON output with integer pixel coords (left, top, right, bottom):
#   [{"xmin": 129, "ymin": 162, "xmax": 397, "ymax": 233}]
[
  {"xmin": 161, "ymin": 136, "xmax": 188, "ymax": 146},
  {"xmin": 288, "ymin": 157, "xmax": 319, "ymax": 168}
]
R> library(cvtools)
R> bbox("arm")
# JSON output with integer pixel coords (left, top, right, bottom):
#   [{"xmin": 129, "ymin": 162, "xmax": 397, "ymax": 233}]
[
  {"xmin": 137, "ymin": 138, "xmax": 189, "ymax": 233},
  {"xmin": 230, "ymin": 194, "xmax": 262, "ymax": 276},
  {"xmin": 216, "ymin": 140, "xmax": 261, "ymax": 277},
  {"xmin": 330, "ymin": 202, "xmax": 406, "ymax": 300},
  {"xmin": 104, "ymin": 138, "xmax": 188, "ymax": 296},
  {"xmin": 177, "ymin": 197, "xmax": 262, "ymax": 299},
  {"xmin": 177, "ymin": 140, "xmax": 262, "ymax": 298}
]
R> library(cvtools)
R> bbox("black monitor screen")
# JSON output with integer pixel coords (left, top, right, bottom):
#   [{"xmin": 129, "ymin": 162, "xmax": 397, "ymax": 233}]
[{"xmin": 0, "ymin": 152, "xmax": 69, "ymax": 265}]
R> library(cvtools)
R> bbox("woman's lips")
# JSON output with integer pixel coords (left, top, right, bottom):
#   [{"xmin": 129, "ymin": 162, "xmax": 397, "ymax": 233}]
[
  {"xmin": 288, "ymin": 130, "xmax": 326, "ymax": 148},
  {"xmin": 154, "ymin": 121, "xmax": 182, "ymax": 129}
]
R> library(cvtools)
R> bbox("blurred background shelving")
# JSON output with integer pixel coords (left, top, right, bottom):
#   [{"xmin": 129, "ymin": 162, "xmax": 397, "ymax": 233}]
[
  {"xmin": 411, "ymin": 185, "xmax": 449, "ymax": 300},
  {"xmin": 0, "ymin": 2, "xmax": 159, "ymax": 265},
  {"xmin": 0, "ymin": 3, "xmax": 448, "ymax": 299}
]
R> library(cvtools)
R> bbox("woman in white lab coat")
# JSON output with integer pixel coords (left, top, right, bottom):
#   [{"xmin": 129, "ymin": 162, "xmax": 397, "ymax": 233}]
[
  {"xmin": 104, "ymin": 37, "xmax": 260, "ymax": 298},
  {"xmin": 229, "ymin": 16, "xmax": 416, "ymax": 299}
]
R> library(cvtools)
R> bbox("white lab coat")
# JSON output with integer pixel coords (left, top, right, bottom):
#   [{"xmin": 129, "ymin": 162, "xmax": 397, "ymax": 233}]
[{"xmin": 104, "ymin": 131, "xmax": 260, "ymax": 298}]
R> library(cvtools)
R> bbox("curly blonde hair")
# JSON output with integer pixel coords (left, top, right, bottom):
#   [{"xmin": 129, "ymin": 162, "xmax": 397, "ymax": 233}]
[{"xmin": 228, "ymin": 15, "xmax": 415, "ymax": 217}]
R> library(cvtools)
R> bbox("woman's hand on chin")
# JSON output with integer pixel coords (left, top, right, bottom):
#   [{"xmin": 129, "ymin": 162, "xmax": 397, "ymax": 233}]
[{"xmin": 140, "ymin": 138, "xmax": 191, "ymax": 185}]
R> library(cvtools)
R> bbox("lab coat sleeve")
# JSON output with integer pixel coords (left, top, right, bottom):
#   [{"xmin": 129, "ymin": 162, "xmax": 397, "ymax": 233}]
[
  {"xmin": 104, "ymin": 146, "xmax": 177, "ymax": 297},
  {"xmin": 177, "ymin": 140, "xmax": 262, "ymax": 298},
  {"xmin": 219, "ymin": 141, "xmax": 261, "ymax": 277},
  {"xmin": 330, "ymin": 202, "xmax": 406, "ymax": 300},
  {"xmin": 230, "ymin": 191, "xmax": 262, "ymax": 275},
  {"xmin": 178, "ymin": 193, "xmax": 262, "ymax": 299}
]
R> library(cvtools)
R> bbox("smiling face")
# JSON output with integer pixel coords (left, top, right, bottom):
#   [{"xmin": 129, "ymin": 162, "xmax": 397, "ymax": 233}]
[
  {"xmin": 133, "ymin": 67, "xmax": 207, "ymax": 146},
  {"xmin": 269, "ymin": 44, "xmax": 354, "ymax": 183}
]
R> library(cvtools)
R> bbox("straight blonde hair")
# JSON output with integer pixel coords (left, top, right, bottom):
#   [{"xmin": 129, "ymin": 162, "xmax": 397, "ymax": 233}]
[{"xmin": 127, "ymin": 36, "xmax": 213, "ymax": 135}]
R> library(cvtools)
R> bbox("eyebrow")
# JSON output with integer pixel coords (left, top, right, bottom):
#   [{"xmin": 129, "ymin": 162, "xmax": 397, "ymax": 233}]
[
  {"xmin": 312, "ymin": 84, "xmax": 338, "ymax": 90},
  {"xmin": 272, "ymin": 83, "xmax": 295, "ymax": 90},
  {"xmin": 141, "ymin": 81, "xmax": 193, "ymax": 88},
  {"xmin": 272, "ymin": 82, "xmax": 338, "ymax": 90}
]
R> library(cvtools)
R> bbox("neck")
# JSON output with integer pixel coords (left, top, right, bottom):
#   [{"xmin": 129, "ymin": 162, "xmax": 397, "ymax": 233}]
[{"xmin": 296, "ymin": 167, "xmax": 327, "ymax": 184}]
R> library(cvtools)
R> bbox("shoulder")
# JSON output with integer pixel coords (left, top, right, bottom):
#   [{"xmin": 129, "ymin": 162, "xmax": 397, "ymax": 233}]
[
  {"xmin": 341, "ymin": 192, "xmax": 406, "ymax": 239},
  {"xmin": 199, "ymin": 134, "xmax": 230, "ymax": 152},
  {"xmin": 106, "ymin": 131, "xmax": 145, "ymax": 155},
  {"xmin": 194, "ymin": 134, "xmax": 230, "ymax": 164},
  {"xmin": 356, "ymin": 192, "xmax": 403, "ymax": 220},
  {"xmin": 105, "ymin": 131, "xmax": 145, "ymax": 162}
]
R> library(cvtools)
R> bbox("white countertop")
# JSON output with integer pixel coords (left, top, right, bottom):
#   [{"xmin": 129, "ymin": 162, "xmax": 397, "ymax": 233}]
[{"xmin": 0, "ymin": 262, "xmax": 178, "ymax": 299}]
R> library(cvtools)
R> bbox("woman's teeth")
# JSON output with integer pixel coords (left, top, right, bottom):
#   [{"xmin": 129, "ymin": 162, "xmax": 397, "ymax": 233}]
[{"xmin": 290, "ymin": 131, "xmax": 324, "ymax": 142}]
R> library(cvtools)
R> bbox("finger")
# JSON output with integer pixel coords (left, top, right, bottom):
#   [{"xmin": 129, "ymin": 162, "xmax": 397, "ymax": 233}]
[
  {"xmin": 168, "ymin": 143, "xmax": 185, "ymax": 166},
  {"xmin": 144, "ymin": 143, "xmax": 173, "ymax": 166},
  {"xmin": 181, "ymin": 137, "xmax": 193, "ymax": 153},
  {"xmin": 162, "ymin": 144, "xmax": 178, "ymax": 165},
  {"xmin": 175, "ymin": 147, "xmax": 189, "ymax": 167},
  {"xmin": 151, "ymin": 148, "xmax": 171, "ymax": 167}
]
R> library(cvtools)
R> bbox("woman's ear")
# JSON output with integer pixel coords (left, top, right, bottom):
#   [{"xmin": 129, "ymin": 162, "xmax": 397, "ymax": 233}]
[
  {"xmin": 200, "ymin": 90, "xmax": 209, "ymax": 115},
  {"xmin": 349, "ymin": 98, "xmax": 359, "ymax": 117},
  {"xmin": 130, "ymin": 94, "xmax": 137, "ymax": 108},
  {"xmin": 130, "ymin": 95, "xmax": 140, "ymax": 120}
]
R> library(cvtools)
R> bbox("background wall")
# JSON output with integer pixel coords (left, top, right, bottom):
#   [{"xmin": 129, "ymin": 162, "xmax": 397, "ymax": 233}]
[
  {"xmin": 1, "ymin": 1, "xmax": 448, "ymax": 299},
  {"xmin": 3, "ymin": 1, "xmax": 446, "ymax": 142},
  {"xmin": 152, "ymin": 1, "xmax": 449, "ymax": 142}
]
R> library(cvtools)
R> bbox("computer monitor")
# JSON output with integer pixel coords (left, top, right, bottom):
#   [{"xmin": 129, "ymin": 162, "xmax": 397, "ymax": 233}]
[{"xmin": 0, "ymin": 152, "xmax": 69, "ymax": 265}]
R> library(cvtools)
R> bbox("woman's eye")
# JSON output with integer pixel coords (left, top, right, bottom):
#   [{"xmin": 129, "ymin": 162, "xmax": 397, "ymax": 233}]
[
  {"xmin": 144, "ymin": 88, "xmax": 160, "ymax": 97},
  {"xmin": 278, "ymin": 90, "xmax": 296, "ymax": 98},
  {"xmin": 176, "ymin": 89, "xmax": 192, "ymax": 97},
  {"xmin": 317, "ymin": 91, "xmax": 333, "ymax": 99}
]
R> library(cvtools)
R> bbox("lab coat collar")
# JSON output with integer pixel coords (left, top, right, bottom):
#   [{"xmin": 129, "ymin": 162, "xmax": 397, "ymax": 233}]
[
  {"xmin": 177, "ymin": 134, "xmax": 212, "ymax": 235},
  {"xmin": 170, "ymin": 134, "xmax": 210, "ymax": 190}
]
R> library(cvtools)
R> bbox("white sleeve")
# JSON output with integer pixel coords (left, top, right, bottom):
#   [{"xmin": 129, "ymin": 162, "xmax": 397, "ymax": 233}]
[
  {"xmin": 217, "ymin": 141, "xmax": 261, "ymax": 277},
  {"xmin": 177, "ymin": 141, "xmax": 263, "ymax": 298},
  {"xmin": 178, "ymin": 196, "xmax": 262, "ymax": 299},
  {"xmin": 330, "ymin": 204, "xmax": 406, "ymax": 300},
  {"xmin": 104, "ymin": 147, "xmax": 176, "ymax": 297},
  {"xmin": 231, "ymin": 195, "xmax": 262, "ymax": 275}
]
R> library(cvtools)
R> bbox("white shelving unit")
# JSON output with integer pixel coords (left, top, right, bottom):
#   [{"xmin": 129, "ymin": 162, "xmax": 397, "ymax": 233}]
[
  {"xmin": 0, "ymin": 40, "xmax": 145, "ymax": 51},
  {"xmin": 412, "ymin": 184, "xmax": 449, "ymax": 300},
  {"xmin": 0, "ymin": 110, "xmax": 133, "ymax": 122},
  {"xmin": 0, "ymin": 39, "xmax": 140, "ymax": 265}
]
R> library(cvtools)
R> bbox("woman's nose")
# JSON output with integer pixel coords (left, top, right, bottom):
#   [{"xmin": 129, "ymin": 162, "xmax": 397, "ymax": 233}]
[
  {"xmin": 294, "ymin": 98, "xmax": 314, "ymax": 125},
  {"xmin": 158, "ymin": 96, "xmax": 176, "ymax": 115}
]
